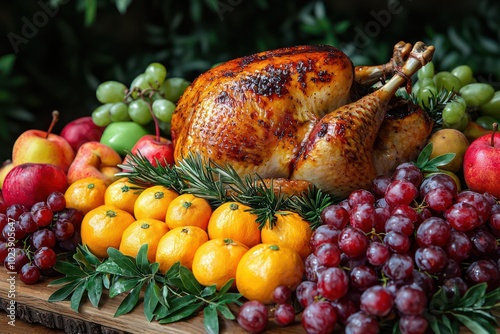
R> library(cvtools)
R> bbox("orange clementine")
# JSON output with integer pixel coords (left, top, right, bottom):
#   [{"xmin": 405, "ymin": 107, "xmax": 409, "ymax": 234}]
[
  {"xmin": 155, "ymin": 226, "xmax": 208, "ymax": 273},
  {"xmin": 81, "ymin": 204, "xmax": 136, "ymax": 258},
  {"xmin": 207, "ymin": 202, "xmax": 261, "ymax": 248},
  {"xmin": 192, "ymin": 238, "xmax": 249, "ymax": 290},
  {"xmin": 235, "ymin": 243, "xmax": 304, "ymax": 304},
  {"xmin": 104, "ymin": 177, "xmax": 142, "ymax": 215},
  {"xmin": 64, "ymin": 177, "xmax": 107, "ymax": 215},
  {"xmin": 165, "ymin": 193, "xmax": 213, "ymax": 230},
  {"xmin": 119, "ymin": 218, "xmax": 169, "ymax": 262},
  {"xmin": 260, "ymin": 211, "xmax": 312, "ymax": 260},
  {"xmin": 133, "ymin": 185, "xmax": 178, "ymax": 220}
]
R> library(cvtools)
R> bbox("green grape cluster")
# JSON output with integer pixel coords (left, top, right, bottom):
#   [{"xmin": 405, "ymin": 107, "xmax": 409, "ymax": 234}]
[
  {"xmin": 413, "ymin": 62, "xmax": 498, "ymax": 131},
  {"xmin": 91, "ymin": 62, "xmax": 190, "ymax": 131}
]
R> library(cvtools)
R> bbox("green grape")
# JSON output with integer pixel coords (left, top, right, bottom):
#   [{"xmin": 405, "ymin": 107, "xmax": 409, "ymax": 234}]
[
  {"xmin": 476, "ymin": 115, "xmax": 499, "ymax": 130},
  {"xmin": 91, "ymin": 104, "xmax": 112, "ymax": 127},
  {"xmin": 442, "ymin": 101, "xmax": 466, "ymax": 124},
  {"xmin": 479, "ymin": 91, "xmax": 500, "ymax": 118},
  {"xmin": 417, "ymin": 61, "xmax": 434, "ymax": 80},
  {"xmin": 454, "ymin": 95, "xmax": 467, "ymax": 109},
  {"xmin": 159, "ymin": 120, "xmax": 171, "ymax": 136},
  {"xmin": 418, "ymin": 86, "xmax": 438, "ymax": 108},
  {"xmin": 96, "ymin": 81, "xmax": 127, "ymax": 103},
  {"xmin": 129, "ymin": 73, "xmax": 151, "ymax": 98},
  {"xmin": 443, "ymin": 112, "xmax": 469, "ymax": 132},
  {"xmin": 451, "ymin": 65, "xmax": 473, "ymax": 86},
  {"xmin": 152, "ymin": 99, "xmax": 176, "ymax": 123},
  {"xmin": 109, "ymin": 102, "xmax": 130, "ymax": 122},
  {"xmin": 145, "ymin": 63, "xmax": 167, "ymax": 88},
  {"xmin": 411, "ymin": 80, "xmax": 421, "ymax": 97},
  {"xmin": 459, "ymin": 83, "xmax": 495, "ymax": 107},
  {"xmin": 128, "ymin": 99, "xmax": 152, "ymax": 125},
  {"xmin": 160, "ymin": 77, "xmax": 190, "ymax": 102},
  {"xmin": 419, "ymin": 77, "xmax": 435, "ymax": 88},
  {"xmin": 433, "ymin": 71, "xmax": 462, "ymax": 92}
]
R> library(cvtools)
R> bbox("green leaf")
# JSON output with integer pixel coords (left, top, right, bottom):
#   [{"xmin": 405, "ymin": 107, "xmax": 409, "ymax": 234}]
[
  {"xmin": 216, "ymin": 303, "xmax": 235, "ymax": 320},
  {"xmin": 49, "ymin": 275, "xmax": 85, "ymax": 286},
  {"xmin": 484, "ymin": 288, "xmax": 500, "ymax": 307},
  {"xmin": 452, "ymin": 312, "xmax": 493, "ymax": 334},
  {"xmin": 114, "ymin": 281, "xmax": 145, "ymax": 317},
  {"xmin": 106, "ymin": 248, "xmax": 142, "ymax": 276},
  {"xmin": 0, "ymin": 54, "xmax": 15, "ymax": 77},
  {"xmin": 150, "ymin": 262, "xmax": 160, "ymax": 275},
  {"xmin": 455, "ymin": 282, "xmax": 487, "ymax": 308},
  {"xmin": 179, "ymin": 265, "xmax": 202, "ymax": 294},
  {"xmin": 77, "ymin": 245, "xmax": 102, "ymax": 267},
  {"xmin": 84, "ymin": 0, "xmax": 97, "ymax": 26},
  {"xmin": 416, "ymin": 143, "xmax": 433, "ymax": 167},
  {"xmin": 203, "ymin": 305, "xmax": 219, "ymax": 334},
  {"xmin": 70, "ymin": 282, "xmax": 86, "ymax": 312},
  {"xmin": 144, "ymin": 280, "xmax": 159, "ymax": 322},
  {"xmin": 136, "ymin": 244, "xmax": 150, "ymax": 273},
  {"xmin": 53, "ymin": 261, "xmax": 87, "ymax": 277},
  {"xmin": 425, "ymin": 153, "xmax": 456, "ymax": 169},
  {"xmin": 109, "ymin": 277, "xmax": 142, "ymax": 298},
  {"xmin": 201, "ymin": 285, "xmax": 217, "ymax": 297},
  {"xmin": 216, "ymin": 279, "xmax": 235, "ymax": 298},
  {"xmin": 112, "ymin": 0, "xmax": 132, "ymax": 14},
  {"xmin": 48, "ymin": 280, "xmax": 81, "ymax": 302},
  {"xmin": 87, "ymin": 274, "xmax": 103, "ymax": 308},
  {"xmin": 214, "ymin": 292, "xmax": 242, "ymax": 304},
  {"xmin": 164, "ymin": 294, "xmax": 198, "ymax": 316},
  {"xmin": 159, "ymin": 301, "xmax": 203, "ymax": 324}
]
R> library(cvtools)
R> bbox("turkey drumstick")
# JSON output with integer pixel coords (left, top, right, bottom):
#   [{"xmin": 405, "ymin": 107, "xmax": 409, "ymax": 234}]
[{"xmin": 291, "ymin": 42, "xmax": 435, "ymax": 198}]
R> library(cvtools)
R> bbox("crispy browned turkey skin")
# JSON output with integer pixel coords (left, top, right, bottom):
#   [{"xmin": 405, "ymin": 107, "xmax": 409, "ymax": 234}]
[{"xmin": 171, "ymin": 42, "xmax": 434, "ymax": 198}]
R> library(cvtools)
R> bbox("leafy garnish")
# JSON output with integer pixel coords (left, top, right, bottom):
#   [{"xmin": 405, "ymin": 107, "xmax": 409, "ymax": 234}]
[
  {"xmin": 49, "ymin": 244, "xmax": 242, "ymax": 333},
  {"xmin": 287, "ymin": 185, "xmax": 335, "ymax": 230},
  {"xmin": 416, "ymin": 142, "xmax": 456, "ymax": 173},
  {"xmin": 426, "ymin": 283, "xmax": 500, "ymax": 334}
]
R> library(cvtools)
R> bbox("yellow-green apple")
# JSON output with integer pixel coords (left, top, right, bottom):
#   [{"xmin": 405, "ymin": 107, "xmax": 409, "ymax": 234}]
[
  {"xmin": 463, "ymin": 123, "xmax": 500, "ymax": 198},
  {"xmin": 2, "ymin": 163, "xmax": 69, "ymax": 208},
  {"xmin": 67, "ymin": 141, "xmax": 122, "ymax": 185},
  {"xmin": 122, "ymin": 134, "xmax": 174, "ymax": 171},
  {"xmin": 60, "ymin": 116, "xmax": 106, "ymax": 153},
  {"xmin": 0, "ymin": 161, "xmax": 14, "ymax": 189},
  {"xmin": 12, "ymin": 111, "xmax": 74, "ymax": 172}
]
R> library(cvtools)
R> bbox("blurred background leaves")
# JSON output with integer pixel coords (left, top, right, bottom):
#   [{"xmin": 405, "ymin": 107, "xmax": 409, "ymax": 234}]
[{"xmin": 1, "ymin": 0, "xmax": 499, "ymax": 162}]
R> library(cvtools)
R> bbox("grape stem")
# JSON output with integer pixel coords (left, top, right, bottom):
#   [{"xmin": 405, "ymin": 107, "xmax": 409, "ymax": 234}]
[
  {"xmin": 46, "ymin": 110, "xmax": 59, "ymax": 139},
  {"xmin": 491, "ymin": 122, "xmax": 498, "ymax": 147}
]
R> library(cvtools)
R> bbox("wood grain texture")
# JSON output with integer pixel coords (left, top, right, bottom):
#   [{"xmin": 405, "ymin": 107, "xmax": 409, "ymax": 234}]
[{"xmin": 0, "ymin": 267, "xmax": 305, "ymax": 334}]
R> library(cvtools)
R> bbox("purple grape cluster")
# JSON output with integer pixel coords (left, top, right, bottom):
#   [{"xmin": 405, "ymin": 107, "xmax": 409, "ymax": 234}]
[
  {"xmin": 297, "ymin": 162, "xmax": 500, "ymax": 334},
  {"xmin": 0, "ymin": 191, "xmax": 83, "ymax": 284}
]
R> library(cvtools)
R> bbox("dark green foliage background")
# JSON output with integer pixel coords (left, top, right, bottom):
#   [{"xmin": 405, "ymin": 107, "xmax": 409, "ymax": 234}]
[{"xmin": 1, "ymin": 0, "xmax": 499, "ymax": 162}]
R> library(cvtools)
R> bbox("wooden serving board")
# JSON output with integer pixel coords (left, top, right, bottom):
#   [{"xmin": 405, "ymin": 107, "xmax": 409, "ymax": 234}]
[
  {"xmin": 0, "ymin": 266, "xmax": 487, "ymax": 334},
  {"xmin": 0, "ymin": 266, "xmax": 305, "ymax": 334}
]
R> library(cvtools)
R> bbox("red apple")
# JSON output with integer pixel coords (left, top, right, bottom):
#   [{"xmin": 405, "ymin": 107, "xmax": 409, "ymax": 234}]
[
  {"xmin": 463, "ymin": 123, "xmax": 500, "ymax": 198},
  {"xmin": 0, "ymin": 190, "xmax": 6, "ymax": 214},
  {"xmin": 122, "ymin": 134, "xmax": 174, "ymax": 170},
  {"xmin": 12, "ymin": 111, "xmax": 75, "ymax": 172},
  {"xmin": 60, "ymin": 116, "xmax": 106, "ymax": 153},
  {"xmin": 2, "ymin": 163, "xmax": 69, "ymax": 208},
  {"xmin": 67, "ymin": 141, "xmax": 123, "ymax": 185}
]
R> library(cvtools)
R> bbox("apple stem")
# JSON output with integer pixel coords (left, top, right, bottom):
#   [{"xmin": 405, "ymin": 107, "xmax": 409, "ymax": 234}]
[
  {"xmin": 46, "ymin": 110, "xmax": 59, "ymax": 139},
  {"xmin": 146, "ymin": 102, "xmax": 161, "ymax": 142},
  {"xmin": 492, "ymin": 123, "xmax": 498, "ymax": 148}
]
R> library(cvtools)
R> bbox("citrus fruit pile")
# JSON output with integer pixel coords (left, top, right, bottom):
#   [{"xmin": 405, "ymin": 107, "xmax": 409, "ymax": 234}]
[{"xmin": 66, "ymin": 176, "xmax": 310, "ymax": 305}]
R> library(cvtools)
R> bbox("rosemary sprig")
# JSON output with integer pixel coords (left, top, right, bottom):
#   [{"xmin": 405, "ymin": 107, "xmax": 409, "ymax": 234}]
[
  {"xmin": 410, "ymin": 88, "xmax": 458, "ymax": 129},
  {"xmin": 286, "ymin": 185, "xmax": 335, "ymax": 230},
  {"xmin": 49, "ymin": 244, "xmax": 242, "ymax": 334},
  {"xmin": 175, "ymin": 152, "xmax": 229, "ymax": 208},
  {"xmin": 117, "ymin": 150, "xmax": 185, "ymax": 193}
]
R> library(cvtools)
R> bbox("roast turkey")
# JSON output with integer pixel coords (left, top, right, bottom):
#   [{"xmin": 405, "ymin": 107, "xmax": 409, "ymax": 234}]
[{"xmin": 171, "ymin": 41, "xmax": 435, "ymax": 198}]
